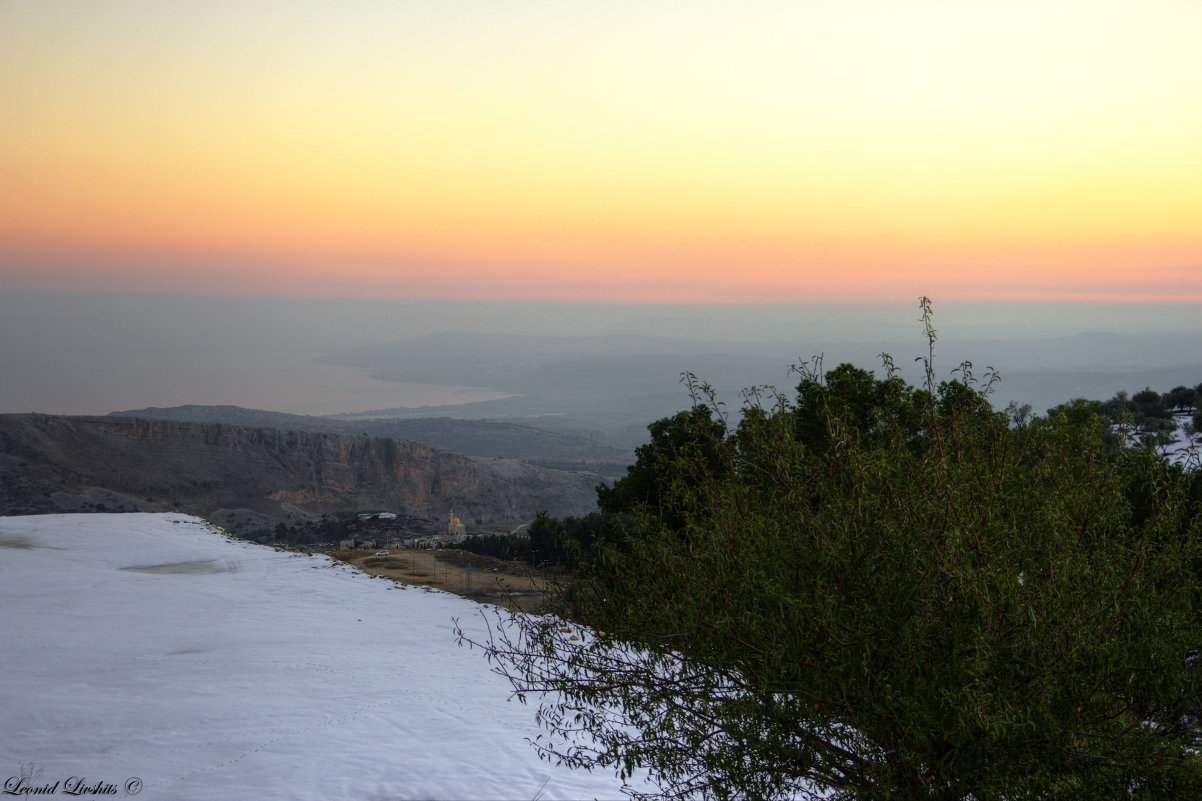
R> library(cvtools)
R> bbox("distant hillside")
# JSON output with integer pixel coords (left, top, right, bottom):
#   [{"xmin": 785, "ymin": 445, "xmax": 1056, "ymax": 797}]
[
  {"xmin": 317, "ymin": 331, "xmax": 1202, "ymax": 438},
  {"xmin": 109, "ymin": 405, "xmax": 631, "ymax": 475},
  {"xmin": 1, "ymin": 414, "xmax": 600, "ymax": 534}
]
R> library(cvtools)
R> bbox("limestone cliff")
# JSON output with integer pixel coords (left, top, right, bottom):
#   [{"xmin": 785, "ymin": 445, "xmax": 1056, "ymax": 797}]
[{"xmin": 0, "ymin": 414, "xmax": 599, "ymax": 532}]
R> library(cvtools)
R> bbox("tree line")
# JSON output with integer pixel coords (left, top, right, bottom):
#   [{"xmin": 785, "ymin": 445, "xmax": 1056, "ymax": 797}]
[
  {"xmin": 459, "ymin": 512, "xmax": 611, "ymax": 569},
  {"xmin": 1095, "ymin": 384, "xmax": 1202, "ymax": 447}
]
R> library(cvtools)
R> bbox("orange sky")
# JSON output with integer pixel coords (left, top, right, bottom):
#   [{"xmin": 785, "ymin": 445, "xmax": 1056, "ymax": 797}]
[{"xmin": 1, "ymin": 1, "xmax": 1200, "ymax": 303}]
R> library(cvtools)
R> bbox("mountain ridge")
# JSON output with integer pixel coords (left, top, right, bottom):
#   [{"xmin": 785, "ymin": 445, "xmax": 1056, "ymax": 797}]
[{"xmin": 1, "ymin": 413, "xmax": 600, "ymax": 535}]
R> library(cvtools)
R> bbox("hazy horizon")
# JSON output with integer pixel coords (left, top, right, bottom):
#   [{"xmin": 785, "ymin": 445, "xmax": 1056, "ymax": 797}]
[
  {"xmin": 1, "ymin": 291, "xmax": 1197, "ymax": 421},
  {"xmin": 2, "ymin": 3, "xmax": 1198, "ymax": 423}
]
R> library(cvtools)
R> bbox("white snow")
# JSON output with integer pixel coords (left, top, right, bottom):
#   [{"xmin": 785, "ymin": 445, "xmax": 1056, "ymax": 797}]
[
  {"xmin": 1163, "ymin": 412, "xmax": 1201, "ymax": 467},
  {"xmin": 0, "ymin": 514, "xmax": 650, "ymax": 800}
]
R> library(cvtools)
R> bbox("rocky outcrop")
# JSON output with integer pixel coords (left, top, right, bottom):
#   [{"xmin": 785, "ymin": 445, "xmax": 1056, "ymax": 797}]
[
  {"xmin": 0, "ymin": 414, "xmax": 599, "ymax": 532},
  {"xmin": 108, "ymin": 404, "xmax": 634, "ymax": 465}
]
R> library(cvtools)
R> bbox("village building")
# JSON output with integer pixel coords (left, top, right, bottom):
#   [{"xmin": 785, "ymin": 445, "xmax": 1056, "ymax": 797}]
[{"xmin": 447, "ymin": 512, "xmax": 467, "ymax": 543}]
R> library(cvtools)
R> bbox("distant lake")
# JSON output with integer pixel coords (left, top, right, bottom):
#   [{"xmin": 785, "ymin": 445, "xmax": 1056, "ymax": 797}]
[
  {"xmin": 0, "ymin": 350, "xmax": 514, "ymax": 417},
  {"xmin": 2, "ymin": 291, "xmax": 1198, "ymax": 420}
]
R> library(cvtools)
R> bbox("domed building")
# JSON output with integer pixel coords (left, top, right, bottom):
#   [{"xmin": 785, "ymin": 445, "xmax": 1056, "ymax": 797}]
[{"xmin": 447, "ymin": 511, "xmax": 466, "ymax": 542}]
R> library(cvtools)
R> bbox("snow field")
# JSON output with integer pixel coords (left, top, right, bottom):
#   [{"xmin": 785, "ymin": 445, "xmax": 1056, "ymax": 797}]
[{"xmin": 0, "ymin": 513, "xmax": 648, "ymax": 800}]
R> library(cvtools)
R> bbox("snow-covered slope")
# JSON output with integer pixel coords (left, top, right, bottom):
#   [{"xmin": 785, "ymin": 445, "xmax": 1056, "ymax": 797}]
[{"xmin": 0, "ymin": 514, "xmax": 647, "ymax": 800}]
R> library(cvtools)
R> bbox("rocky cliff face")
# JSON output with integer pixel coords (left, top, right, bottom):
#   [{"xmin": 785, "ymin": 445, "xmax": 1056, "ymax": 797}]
[{"xmin": 0, "ymin": 414, "xmax": 599, "ymax": 533}]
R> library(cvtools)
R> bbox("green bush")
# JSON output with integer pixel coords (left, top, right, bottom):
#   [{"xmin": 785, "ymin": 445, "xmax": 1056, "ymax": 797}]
[{"xmin": 461, "ymin": 301, "xmax": 1202, "ymax": 800}]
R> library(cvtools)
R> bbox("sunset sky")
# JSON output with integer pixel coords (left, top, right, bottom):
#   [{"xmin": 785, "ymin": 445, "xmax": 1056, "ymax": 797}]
[{"xmin": 2, "ymin": 1, "xmax": 1200, "ymax": 304}]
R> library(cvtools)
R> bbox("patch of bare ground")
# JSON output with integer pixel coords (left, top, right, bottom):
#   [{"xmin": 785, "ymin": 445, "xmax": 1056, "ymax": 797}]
[
  {"xmin": 338, "ymin": 548, "xmax": 559, "ymax": 612},
  {"xmin": 121, "ymin": 559, "xmax": 237, "ymax": 574}
]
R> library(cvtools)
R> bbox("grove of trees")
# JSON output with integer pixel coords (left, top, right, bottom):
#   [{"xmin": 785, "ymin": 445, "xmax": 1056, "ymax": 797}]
[
  {"xmin": 1096, "ymin": 384, "xmax": 1202, "ymax": 449},
  {"xmin": 458, "ymin": 301, "xmax": 1202, "ymax": 800}
]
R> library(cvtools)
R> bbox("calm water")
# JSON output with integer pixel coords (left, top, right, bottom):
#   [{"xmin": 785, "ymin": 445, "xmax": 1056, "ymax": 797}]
[{"xmin": 0, "ymin": 351, "xmax": 512, "ymax": 417}]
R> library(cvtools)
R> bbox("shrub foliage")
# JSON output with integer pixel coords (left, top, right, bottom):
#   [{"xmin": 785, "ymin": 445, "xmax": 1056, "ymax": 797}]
[{"xmin": 459, "ymin": 300, "xmax": 1202, "ymax": 800}]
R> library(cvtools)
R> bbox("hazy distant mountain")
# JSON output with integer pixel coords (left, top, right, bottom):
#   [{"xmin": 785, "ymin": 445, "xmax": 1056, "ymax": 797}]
[
  {"xmin": 318, "ymin": 330, "xmax": 1202, "ymax": 434},
  {"xmin": 4, "ymin": 293, "xmax": 1198, "ymax": 420},
  {"xmin": 320, "ymin": 332, "xmax": 804, "ymax": 400}
]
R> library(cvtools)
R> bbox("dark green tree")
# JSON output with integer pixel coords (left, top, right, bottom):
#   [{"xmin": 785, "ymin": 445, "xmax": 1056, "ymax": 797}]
[
  {"xmin": 791, "ymin": 360, "xmax": 929, "ymax": 454},
  {"xmin": 1163, "ymin": 385, "xmax": 1199, "ymax": 414},
  {"xmin": 596, "ymin": 403, "xmax": 729, "ymax": 530},
  {"xmin": 1132, "ymin": 387, "xmax": 1171, "ymax": 419},
  {"xmin": 459, "ymin": 301, "xmax": 1202, "ymax": 801},
  {"xmin": 1099, "ymin": 390, "xmax": 1138, "ymax": 423}
]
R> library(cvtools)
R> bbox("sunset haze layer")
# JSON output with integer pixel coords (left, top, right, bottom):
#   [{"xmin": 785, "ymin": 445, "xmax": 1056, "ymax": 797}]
[{"xmin": 2, "ymin": 1, "xmax": 1200, "ymax": 302}]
